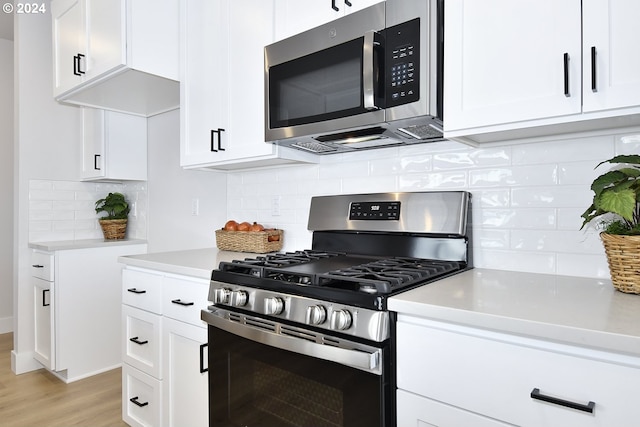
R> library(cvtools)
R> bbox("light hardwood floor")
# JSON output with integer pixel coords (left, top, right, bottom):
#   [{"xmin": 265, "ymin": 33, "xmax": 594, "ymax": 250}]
[{"xmin": 0, "ymin": 333, "xmax": 128, "ymax": 426}]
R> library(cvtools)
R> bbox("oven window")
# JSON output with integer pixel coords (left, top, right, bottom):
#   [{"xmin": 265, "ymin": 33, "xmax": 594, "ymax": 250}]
[
  {"xmin": 268, "ymin": 37, "xmax": 366, "ymax": 128},
  {"xmin": 209, "ymin": 326, "xmax": 388, "ymax": 427}
]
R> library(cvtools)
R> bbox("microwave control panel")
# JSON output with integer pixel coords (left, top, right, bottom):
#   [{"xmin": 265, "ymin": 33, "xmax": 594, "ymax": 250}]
[{"xmin": 385, "ymin": 18, "xmax": 420, "ymax": 108}]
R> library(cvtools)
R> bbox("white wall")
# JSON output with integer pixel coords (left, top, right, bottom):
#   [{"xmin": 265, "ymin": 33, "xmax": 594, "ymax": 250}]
[
  {"xmin": 146, "ymin": 109, "xmax": 227, "ymax": 253},
  {"xmin": 227, "ymin": 130, "xmax": 640, "ymax": 279},
  {"xmin": 13, "ymin": 13, "xmax": 82, "ymax": 373},
  {"xmin": 0, "ymin": 39, "xmax": 13, "ymax": 333}
]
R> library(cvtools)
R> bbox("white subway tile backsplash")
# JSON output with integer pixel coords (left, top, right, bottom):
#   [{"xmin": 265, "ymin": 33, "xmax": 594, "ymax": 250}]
[
  {"xmin": 227, "ymin": 130, "xmax": 627, "ymax": 280},
  {"xmin": 29, "ymin": 179, "xmax": 147, "ymax": 242}
]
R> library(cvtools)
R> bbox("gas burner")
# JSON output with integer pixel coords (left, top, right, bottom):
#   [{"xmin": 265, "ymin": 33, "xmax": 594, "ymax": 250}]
[
  {"xmin": 317, "ymin": 257, "xmax": 465, "ymax": 294},
  {"xmin": 219, "ymin": 250, "xmax": 343, "ymax": 278}
]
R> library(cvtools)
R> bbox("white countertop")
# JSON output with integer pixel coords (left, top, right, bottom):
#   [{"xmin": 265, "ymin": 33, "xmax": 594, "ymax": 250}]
[
  {"xmin": 118, "ymin": 247, "xmax": 261, "ymax": 279},
  {"xmin": 29, "ymin": 238, "xmax": 148, "ymax": 251},
  {"xmin": 388, "ymin": 268, "xmax": 640, "ymax": 357}
]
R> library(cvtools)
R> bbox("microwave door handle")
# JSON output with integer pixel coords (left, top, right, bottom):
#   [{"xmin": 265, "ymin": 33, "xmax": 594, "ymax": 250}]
[{"xmin": 363, "ymin": 30, "xmax": 379, "ymax": 110}]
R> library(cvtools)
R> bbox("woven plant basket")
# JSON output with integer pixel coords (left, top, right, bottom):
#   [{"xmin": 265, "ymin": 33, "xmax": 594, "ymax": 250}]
[
  {"xmin": 99, "ymin": 219, "xmax": 128, "ymax": 240},
  {"xmin": 600, "ymin": 232, "xmax": 640, "ymax": 294},
  {"xmin": 215, "ymin": 229, "xmax": 283, "ymax": 253}
]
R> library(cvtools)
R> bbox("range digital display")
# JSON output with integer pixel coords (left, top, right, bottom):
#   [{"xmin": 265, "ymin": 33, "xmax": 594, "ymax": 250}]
[{"xmin": 349, "ymin": 201, "xmax": 401, "ymax": 220}]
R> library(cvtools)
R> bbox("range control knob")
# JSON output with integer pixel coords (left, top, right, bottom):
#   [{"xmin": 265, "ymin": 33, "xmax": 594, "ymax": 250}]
[
  {"xmin": 230, "ymin": 290, "xmax": 248, "ymax": 307},
  {"xmin": 264, "ymin": 297, "xmax": 285, "ymax": 315},
  {"xmin": 213, "ymin": 288, "xmax": 231, "ymax": 305},
  {"xmin": 305, "ymin": 305, "xmax": 327, "ymax": 325},
  {"xmin": 330, "ymin": 309, "xmax": 352, "ymax": 331}
]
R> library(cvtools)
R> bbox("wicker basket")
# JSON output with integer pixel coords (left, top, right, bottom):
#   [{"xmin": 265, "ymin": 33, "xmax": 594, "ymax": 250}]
[
  {"xmin": 99, "ymin": 219, "xmax": 128, "ymax": 240},
  {"xmin": 601, "ymin": 232, "xmax": 640, "ymax": 294},
  {"xmin": 215, "ymin": 229, "xmax": 283, "ymax": 253}
]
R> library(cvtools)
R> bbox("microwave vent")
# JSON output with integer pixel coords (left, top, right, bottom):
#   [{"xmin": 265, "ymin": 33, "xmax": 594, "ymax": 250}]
[
  {"xmin": 397, "ymin": 124, "xmax": 443, "ymax": 140},
  {"xmin": 291, "ymin": 141, "xmax": 338, "ymax": 153}
]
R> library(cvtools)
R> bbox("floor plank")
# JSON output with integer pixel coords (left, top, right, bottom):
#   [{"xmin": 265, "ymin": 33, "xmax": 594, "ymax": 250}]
[{"xmin": 0, "ymin": 333, "xmax": 127, "ymax": 426}]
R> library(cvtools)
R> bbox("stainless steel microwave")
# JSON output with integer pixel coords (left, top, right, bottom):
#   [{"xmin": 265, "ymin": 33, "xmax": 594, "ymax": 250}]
[{"xmin": 264, "ymin": 0, "xmax": 444, "ymax": 154}]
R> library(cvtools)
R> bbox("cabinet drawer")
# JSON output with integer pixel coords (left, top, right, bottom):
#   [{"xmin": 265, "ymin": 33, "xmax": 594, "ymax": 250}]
[
  {"xmin": 30, "ymin": 251, "xmax": 54, "ymax": 281},
  {"xmin": 123, "ymin": 305, "xmax": 162, "ymax": 379},
  {"xmin": 162, "ymin": 276, "xmax": 209, "ymax": 327},
  {"xmin": 122, "ymin": 364, "xmax": 162, "ymax": 427},
  {"xmin": 397, "ymin": 389, "xmax": 511, "ymax": 427},
  {"xmin": 123, "ymin": 269, "xmax": 163, "ymax": 314},
  {"xmin": 397, "ymin": 318, "xmax": 640, "ymax": 427}
]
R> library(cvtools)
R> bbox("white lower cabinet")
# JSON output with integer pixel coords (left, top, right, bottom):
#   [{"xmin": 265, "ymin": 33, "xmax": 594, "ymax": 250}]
[
  {"xmin": 30, "ymin": 244, "xmax": 147, "ymax": 382},
  {"xmin": 121, "ymin": 267, "xmax": 209, "ymax": 427},
  {"xmin": 162, "ymin": 317, "xmax": 208, "ymax": 427},
  {"xmin": 396, "ymin": 316, "xmax": 640, "ymax": 426}
]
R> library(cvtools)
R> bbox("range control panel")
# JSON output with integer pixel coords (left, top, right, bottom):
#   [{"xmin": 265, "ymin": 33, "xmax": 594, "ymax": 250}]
[{"xmin": 349, "ymin": 201, "xmax": 401, "ymax": 220}]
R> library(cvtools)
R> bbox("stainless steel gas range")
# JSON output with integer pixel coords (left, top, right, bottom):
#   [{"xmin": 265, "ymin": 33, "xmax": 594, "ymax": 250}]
[{"xmin": 201, "ymin": 191, "xmax": 472, "ymax": 427}]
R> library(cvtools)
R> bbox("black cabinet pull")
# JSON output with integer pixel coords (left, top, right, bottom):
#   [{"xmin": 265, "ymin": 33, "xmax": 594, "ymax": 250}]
[
  {"xmin": 127, "ymin": 288, "xmax": 146, "ymax": 294},
  {"xmin": 73, "ymin": 53, "xmax": 85, "ymax": 76},
  {"xmin": 591, "ymin": 46, "xmax": 597, "ymax": 93},
  {"xmin": 531, "ymin": 388, "xmax": 595, "ymax": 413},
  {"xmin": 199, "ymin": 343, "xmax": 208, "ymax": 373},
  {"xmin": 129, "ymin": 336, "xmax": 148, "ymax": 345},
  {"xmin": 563, "ymin": 53, "xmax": 570, "ymax": 97},
  {"xmin": 345, "ymin": 0, "xmax": 352, "ymax": 6},
  {"xmin": 42, "ymin": 289, "xmax": 50, "ymax": 307},
  {"xmin": 331, "ymin": 0, "xmax": 339, "ymax": 11},
  {"xmin": 210, "ymin": 128, "xmax": 226, "ymax": 153},
  {"xmin": 171, "ymin": 299, "xmax": 195, "ymax": 307},
  {"xmin": 94, "ymin": 154, "xmax": 101, "ymax": 171},
  {"xmin": 129, "ymin": 396, "xmax": 149, "ymax": 408},
  {"xmin": 32, "ymin": 264, "xmax": 44, "ymax": 268}
]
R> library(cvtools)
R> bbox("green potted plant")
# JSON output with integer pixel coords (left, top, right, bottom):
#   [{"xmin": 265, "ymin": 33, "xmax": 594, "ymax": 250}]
[
  {"xmin": 95, "ymin": 192, "xmax": 130, "ymax": 240},
  {"xmin": 581, "ymin": 154, "xmax": 640, "ymax": 293}
]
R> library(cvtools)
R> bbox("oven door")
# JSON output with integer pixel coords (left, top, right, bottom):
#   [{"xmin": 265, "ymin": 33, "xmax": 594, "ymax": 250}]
[{"xmin": 202, "ymin": 308, "xmax": 393, "ymax": 427}]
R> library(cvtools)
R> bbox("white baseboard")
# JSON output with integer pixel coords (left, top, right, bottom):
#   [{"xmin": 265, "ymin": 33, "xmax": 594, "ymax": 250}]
[
  {"xmin": 11, "ymin": 350, "xmax": 43, "ymax": 375},
  {"xmin": 0, "ymin": 316, "xmax": 12, "ymax": 334}
]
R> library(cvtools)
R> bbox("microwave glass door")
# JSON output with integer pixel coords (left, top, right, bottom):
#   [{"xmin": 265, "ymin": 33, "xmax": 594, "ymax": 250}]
[{"xmin": 268, "ymin": 38, "xmax": 372, "ymax": 129}]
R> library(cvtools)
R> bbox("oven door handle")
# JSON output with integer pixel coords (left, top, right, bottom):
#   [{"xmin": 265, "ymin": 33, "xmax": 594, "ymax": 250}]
[{"xmin": 202, "ymin": 310, "xmax": 382, "ymax": 375}]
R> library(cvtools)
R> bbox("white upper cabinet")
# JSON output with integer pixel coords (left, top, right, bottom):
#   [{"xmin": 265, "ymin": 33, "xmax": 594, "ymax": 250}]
[
  {"xmin": 444, "ymin": 0, "xmax": 640, "ymax": 145},
  {"xmin": 81, "ymin": 108, "xmax": 147, "ymax": 181},
  {"xmin": 51, "ymin": 0, "xmax": 179, "ymax": 117},
  {"xmin": 274, "ymin": 0, "xmax": 385, "ymax": 41},
  {"xmin": 180, "ymin": 0, "xmax": 316, "ymax": 170},
  {"xmin": 582, "ymin": 0, "xmax": 640, "ymax": 113}
]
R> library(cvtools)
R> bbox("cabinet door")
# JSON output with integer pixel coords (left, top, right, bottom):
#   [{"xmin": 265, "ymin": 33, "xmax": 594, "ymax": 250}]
[
  {"xmin": 180, "ymin": 0, "xmax": 231, "ymax": 167},
  {"xmin": 83, "ymin": 0, "xmax": 125, "ymax": 81},
  {"xmin": 33, "ymin": 277, "xmax": 55, "ymax": 370},
  {"xmin": 226, "ymin": 0, "xmax": 277, "ymax": 161},
  {"xmin": 444, "ymin": 0, "xmax": 582, "ymax": 131},
  {"xmin": 81, "ymin": 108, "xmax": 105, "ymax": 179},
  {"xmin": 582, "ymin": 0, "xmax": 640, "ymax": 113},
  {"xmin": 162, "ymin": 317, "xmax": 208, "ymax": 427},
  {"xmin": 51, "ymin": 0, "xmax": 86, "ymax": 96},
  {"xmin": 274, "ymin": 0, "xmax": 342, "ymax": 41}
]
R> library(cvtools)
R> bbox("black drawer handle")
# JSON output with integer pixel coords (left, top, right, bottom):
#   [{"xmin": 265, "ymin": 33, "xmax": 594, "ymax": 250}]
[
  {"xmin": 331, "ymin": 0, "xmax": 339, "ymax": 11},
  {"xmin": 171, "ymin": 299, "xmax": 195, "ymax": 307},
  {"xmin": 129, "ymin": 336, "xmax": 148, "ymax": 345},
  {"xmin": 32, "ymin": 264, "xmax": 44, "ymax": 268},
  {"xmin": 129, "ymin": 396, "xmax": 149, "ymax": 408},
  {"xmin": 591, "ymin": 46, "xmax": 597, "ymax": 93},
  {"xmin": 531, "ymin": 388, "xmax": 595, "ymax": 413},
  {"xmin": 127, "ymin": 288, "xmax": 147, "ymax": 294},
  {"xmin": 199, "ymin": 343, "xmax": 208, "ymax": 373}
]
